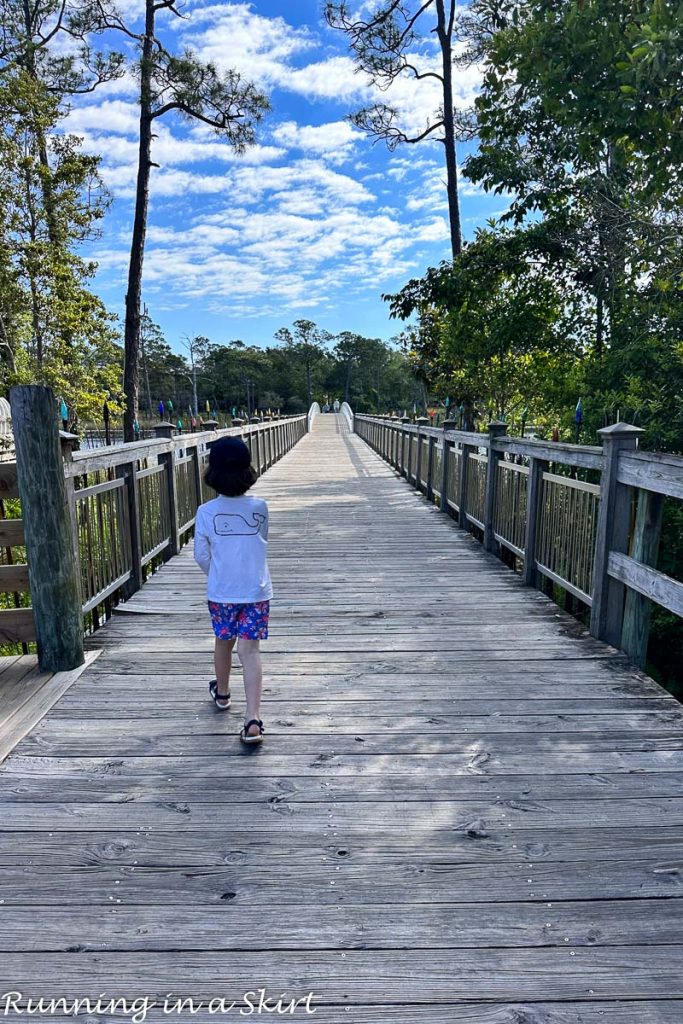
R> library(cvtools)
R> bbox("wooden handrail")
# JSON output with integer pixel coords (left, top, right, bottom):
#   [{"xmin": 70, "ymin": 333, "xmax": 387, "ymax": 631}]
[
  {"xmin": 353, "ymin": 412, "xmax": 682, "ymax": 669},
  {"xmin": 6, "ymin": 391, "xmax": 310, "ymax": 670}
]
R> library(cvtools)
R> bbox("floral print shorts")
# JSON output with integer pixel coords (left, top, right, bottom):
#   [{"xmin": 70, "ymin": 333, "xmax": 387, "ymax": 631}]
[{"xmin": 207, "ymin": 600, "xmax": 270, "ymax": 640}]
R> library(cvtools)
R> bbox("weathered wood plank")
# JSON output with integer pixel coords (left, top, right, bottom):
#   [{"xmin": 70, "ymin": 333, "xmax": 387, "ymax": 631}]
[
  {"xmin": 1, "ymin": 796, "xmax": 683, "ymax": 831},
  {"xmin": 618, "ymin": 448, "xmax": 683, "ymax": 499},
  {"xmin": 609, "ymin": 550, "xmax": 683, "ymax": 618},
  {"xmin": 0, "ymin": 651, "xmax": 100, "ymax": 763},
  {"xmin": 1, "ymin": 947, "xmax": 682, "ymax": 1001},
  {"xmin": 1, "ymin": 899, "xmax": 681, "ymax": 952},
  {"xmin": 7, "ymin": 749, "xmax": 683, "ymax": 778},
  {"xmin": 0, "ymin": 563, "xmax": 30, "ymax": 592},
  {"xmin": 15, "ymin": 725, "xmax": 683, "ymax": 757},
  {"xmin": 28, "ymin": 708, "xmax": 683, "ymax": 734},
  {"xmin": 3, "ymin": 767, "xmax": 683, "ymax": 803},
  {"xmin": 0, "ymin": 608, "xmax": 35, "ymax": 644},
  {"xmin": 16, "ymin": 1004, "xmax": 683, "ymax": 1024},
  {"xmin": 0, "ymin": 518, "xmax": 24, "ymax": 547},
  {"xmin": 0, "ymin": 825, "xmax": 680, "ymax": 868}
]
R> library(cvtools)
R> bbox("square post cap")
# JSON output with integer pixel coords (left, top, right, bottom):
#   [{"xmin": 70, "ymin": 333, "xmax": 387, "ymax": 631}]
[
  {"xmin": 598, "ymin": 422, "xmax": 644, "ymax": 444},
  {"xmin": 59, "ymin": 431, "xmax": 80, "ymax": 456},
  {"xmin": 202, "ymin": 419, "xmax": 219, "ymax": 430},
  {"xmin": 154, "ymin": 421, "xmax": 176, "ymax": 438},
  {"xmin": 488, "ymin": 421, "xmax": 508, "ymax": 436}
]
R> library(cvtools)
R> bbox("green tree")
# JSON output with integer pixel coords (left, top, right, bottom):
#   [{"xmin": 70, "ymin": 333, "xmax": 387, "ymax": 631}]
[
  {"xmin": 385, "ymin": 226, "xmax": 579, "ymax": 424},
  {"xmin": 464, "ymin": 0, "xmax": 682, "ymax": 353},
  {"xmin": 0, "ymin": 69, "xmax": 122, "ymax": 419},
  {"xmin": 274, "ymin": 320, "xmax": 333, "ymax": 409}
]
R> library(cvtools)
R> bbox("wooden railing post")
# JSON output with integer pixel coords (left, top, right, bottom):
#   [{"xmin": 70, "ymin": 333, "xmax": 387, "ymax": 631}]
[
  {"xmin": 189, "ymin": 444, "xmax": 202, "ymax": 512},
  {"xmin": 9, "ymin": 385, "xmax": 84, "ymax": 671},
  {"xmin": 620, "ymin": 488, "xmax": 664, "ymax": 667},
  {"xmin": 484, "ymin": 422, "xmax": 507, "ymax": 552},
  {"xmin": 155, "ymin": 422, "xmax": 180, "ymax": 557},
  {"xmin": 116, "ymin": 461, "xmax": 143, "ymax": 599},
  {"xmin": 523, "ymin": 457, "xmax": 549, "ymax": 587},
  {"xmin": 590, "ymin": 423, "xmax": 644, "ymax": 646}
]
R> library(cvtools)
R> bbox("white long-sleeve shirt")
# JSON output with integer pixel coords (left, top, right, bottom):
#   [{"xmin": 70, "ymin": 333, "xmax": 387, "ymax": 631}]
[{"xmin": 193, "ymin": 494, "xmax": 273, "ymax": 603}]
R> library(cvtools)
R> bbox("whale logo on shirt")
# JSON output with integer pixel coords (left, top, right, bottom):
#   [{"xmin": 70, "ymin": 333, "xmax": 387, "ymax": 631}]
[{"xmin": 213, "ymin": 512, "xmax": 266, "ymax": 537}]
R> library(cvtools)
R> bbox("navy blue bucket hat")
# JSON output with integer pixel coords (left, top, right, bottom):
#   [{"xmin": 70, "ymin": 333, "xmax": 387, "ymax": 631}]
[{"xmin": 208, "ymin": 435, "xmax": 251, "ymax": 470}]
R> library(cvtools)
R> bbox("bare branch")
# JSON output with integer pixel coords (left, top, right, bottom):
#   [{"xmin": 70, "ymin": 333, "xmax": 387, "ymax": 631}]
[
  {"xmin": 153, "ymin": 0, "xmax": 185, "ymax": 16},
  {"xmin": 403, "ymin": 60, "xmax": 443, "ymax": 83},
  {"xmin": 151, "ymin": 99, "xmax": 244, "ymax": 131},
  {"xmin": 351, "ymin": 103, "xmax": 444, "ymax": 149}
]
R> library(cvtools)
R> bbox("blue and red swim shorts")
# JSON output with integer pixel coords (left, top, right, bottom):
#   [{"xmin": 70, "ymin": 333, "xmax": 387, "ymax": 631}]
[{"xmin": 207, "ymin": 600, "xmax": 270, "ymax": 640}]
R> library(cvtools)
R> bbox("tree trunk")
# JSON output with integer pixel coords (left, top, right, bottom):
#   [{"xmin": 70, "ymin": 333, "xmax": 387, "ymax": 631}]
[
  {"xmin": 21, "ymin": 4, "xmax": 60, "ymax": 243},
  {"xmin": 140, "ymin": 325, "xmax": 153, "ymax": 416},
  {"xmin": 192, "ymin": 360, "xmax": 199, "ymax": 418},
  {"xmin": 123, "ymin": 0, "xmax": 155, "ymax": 442},
  {"xmin": 435, "ymin": 0, "xmax": 462, "ymax": 258}
]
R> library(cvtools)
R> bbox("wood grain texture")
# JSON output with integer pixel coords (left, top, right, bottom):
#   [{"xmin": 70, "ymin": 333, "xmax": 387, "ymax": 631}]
[
  {"xmin": 9, "ymin": 386, "xmax": 84, "ymax": 671},
  {"xmin": 0, "ymin": 608, "xmax": 35, "ymax": 644},
  {"xmin": 0, "ymin": 412, "xmax": 681, "ymax": 1015}
]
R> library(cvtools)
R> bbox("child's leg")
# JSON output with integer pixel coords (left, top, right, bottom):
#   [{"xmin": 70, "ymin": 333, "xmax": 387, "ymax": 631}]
[
  {"xmin": 237, "ymin": 638, "xmax": 262, "ymax": 735},
  {"xmin": 214, "ymin": 637, "xmax": 236, "ymax": 697}
]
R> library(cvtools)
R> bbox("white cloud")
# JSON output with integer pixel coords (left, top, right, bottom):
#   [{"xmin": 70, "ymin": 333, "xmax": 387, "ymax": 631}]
[
  {"xmin": 65, "ymin": 100, "xmax": 140, "ymax": 136},
  {"xmin": 73, "ymin": 2, "xmax": 479, "ymax": 331},
  {"xmin": 183, "ymin": 2, "xmax": 315, "ymax": 87},
  {"xmin": 270, "ymin": 120, "xmax": 360, "ymax": 162}
]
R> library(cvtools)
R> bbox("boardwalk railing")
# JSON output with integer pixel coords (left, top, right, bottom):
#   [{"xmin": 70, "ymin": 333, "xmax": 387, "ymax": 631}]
[
  {"xmin": 7, "ymin": 385, "xmax": 309, "ymax": 669},
  {"xmin": 354, "ymin": 414, "xmax": 683, "ymax": 668},
  {"xmin": 0, "ymin": 462, "xmax": 32, "ymax": 646}
]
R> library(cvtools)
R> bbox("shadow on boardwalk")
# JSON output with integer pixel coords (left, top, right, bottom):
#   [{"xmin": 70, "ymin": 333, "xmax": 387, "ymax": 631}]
[{"xmin": 0, "ymin": 414, "xmax": 682, "ymax": 1022}]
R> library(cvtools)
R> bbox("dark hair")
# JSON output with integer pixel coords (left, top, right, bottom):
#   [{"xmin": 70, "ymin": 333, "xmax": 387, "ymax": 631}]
[{"xmin": 204, "ymin": 463, "xmax": 257, "ymax": 497}]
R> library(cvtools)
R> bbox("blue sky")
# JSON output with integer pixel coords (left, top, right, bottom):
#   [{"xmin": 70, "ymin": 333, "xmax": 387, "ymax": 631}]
[{"xmin": 67, "ymin": 1, "xmax": 501, "ymax": 352}]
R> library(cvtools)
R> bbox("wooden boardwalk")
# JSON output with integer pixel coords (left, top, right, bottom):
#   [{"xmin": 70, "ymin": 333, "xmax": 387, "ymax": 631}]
[{"xmin": 1, "ymin": 413, "xmax": 683, "ymax": 1022}]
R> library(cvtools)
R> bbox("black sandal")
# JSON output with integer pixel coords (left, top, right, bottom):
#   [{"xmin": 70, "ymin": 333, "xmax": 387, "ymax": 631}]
[
  {"xmin": 209, "ymin": 679, "xmax": 231, "ymax": 710},
  {"xmin": 240, "ymin": 718, "xmax": 265, "ymax": 744}
]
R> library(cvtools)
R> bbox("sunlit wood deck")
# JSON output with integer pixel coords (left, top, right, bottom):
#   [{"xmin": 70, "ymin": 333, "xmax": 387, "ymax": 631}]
[{"xmin": 1, "ymin": 413, "xmax": 682, "ymax": 1021}]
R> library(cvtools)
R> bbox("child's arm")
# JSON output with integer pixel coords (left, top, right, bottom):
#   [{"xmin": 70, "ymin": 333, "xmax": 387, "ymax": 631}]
[
  {"xmin": 259, "ymin": 500, "xmax": 269, "ymax": 541},
  {"xmin": 193, "ymin": 508, "xmax": 211, "ymax": 574}
]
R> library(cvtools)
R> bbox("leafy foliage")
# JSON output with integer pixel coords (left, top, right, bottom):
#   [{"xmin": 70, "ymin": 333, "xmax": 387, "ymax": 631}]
[{"xmin": 0, "ymin": 69, "xmax": 122, "ymax": 420}]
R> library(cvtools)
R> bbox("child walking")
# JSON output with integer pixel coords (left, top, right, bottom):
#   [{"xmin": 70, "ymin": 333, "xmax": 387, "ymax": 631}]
[{"xmin": 193, "ymin": 436, "xmax": 272, "ymax": 744}]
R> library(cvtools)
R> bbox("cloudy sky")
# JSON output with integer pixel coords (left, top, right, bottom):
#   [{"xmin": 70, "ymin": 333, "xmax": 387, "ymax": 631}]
[{"xmin": 68, "ymin": 0, "xmax": 500, "ymax": 350}]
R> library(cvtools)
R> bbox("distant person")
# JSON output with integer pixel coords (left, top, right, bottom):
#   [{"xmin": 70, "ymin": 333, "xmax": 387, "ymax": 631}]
[
  {"xmin": 193, "ymin": 436, "xmax": 272, "ymax": 744},
  {"xmin": 333, "ymin": 399, "xmax": 340, "ymax": 413}
]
